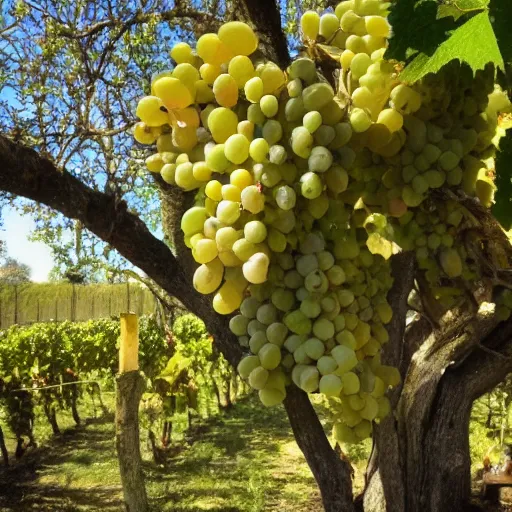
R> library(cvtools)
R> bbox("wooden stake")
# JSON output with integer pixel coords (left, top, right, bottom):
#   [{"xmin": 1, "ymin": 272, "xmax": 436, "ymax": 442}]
[
  {"xmin": 116, "ymin": 313, "xmax": 148, "ymax": 512},
  {"xmin": 119, "ymin": 313, "xmax": 139, "ymax": 373}
]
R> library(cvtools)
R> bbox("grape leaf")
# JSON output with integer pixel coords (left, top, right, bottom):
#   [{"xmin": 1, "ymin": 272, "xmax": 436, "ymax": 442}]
[
  {"xmin": 400, "ymin": 12, "xmax": 504, "ymax": 83},
  {"xmin": 438, "ymin": 0, "xmax": 489, "ymax": 21},
  {"xmin": 386, "ymin": 0, "xmax": 459, "ymax": 62},
  {"xmin": 492, "ymin": 128, "xmax": 512, "ymax": 230}
]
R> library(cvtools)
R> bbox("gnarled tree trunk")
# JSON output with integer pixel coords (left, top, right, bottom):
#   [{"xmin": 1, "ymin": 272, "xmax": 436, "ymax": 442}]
[{"xmin": 365, "ymin": 293, "xmax": 512, "ymax": 512}]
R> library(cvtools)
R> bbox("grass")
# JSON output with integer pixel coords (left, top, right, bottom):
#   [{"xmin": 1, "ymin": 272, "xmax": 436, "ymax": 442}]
[{"xmin": 0, "ymin": 392, "xmax": 322, "ymax": 512}]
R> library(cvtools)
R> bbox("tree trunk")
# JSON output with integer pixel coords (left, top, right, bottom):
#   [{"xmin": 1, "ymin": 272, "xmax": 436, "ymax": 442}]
[
  {"xmin": 0, "ymin": 426, "xmax": 8, "ymax": 467},
  {"xmin": 43, "ymin": 399, "xmax": 60, "ymax": 435},
  {"xmin": 284, "ymin": 386, "xmax": 355, "ymax": 512},
  {"xmin": 115, "ymin": 371, "xmax": 148, "ymax": 512},
  {"xmin": 365, "ymin": 306, "xmax": 512, "ymax": 512}
]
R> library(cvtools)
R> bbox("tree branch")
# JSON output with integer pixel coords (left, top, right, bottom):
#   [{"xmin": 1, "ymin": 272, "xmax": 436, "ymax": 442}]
[
  {"xmin": 0, "ymin": 134, "xmax": 241, "ymax": 367},
  {"xmin": 284, "ymin": 386, "xmax": 355, "ymax": 512}
]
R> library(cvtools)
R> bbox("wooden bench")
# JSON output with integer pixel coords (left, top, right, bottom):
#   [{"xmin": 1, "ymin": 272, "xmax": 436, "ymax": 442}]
[{"xmin": 482, "ymin": 472, "xmax": 512, "ymax": 501}]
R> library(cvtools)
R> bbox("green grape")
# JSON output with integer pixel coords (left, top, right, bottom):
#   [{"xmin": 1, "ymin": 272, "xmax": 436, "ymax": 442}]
[
  {"xmin": 193, "ymin": 258, "xmax": 224, "ymax": 294},
  {"xmin": 424, "ymin": 169, "xmax": 446, "ymax": 188},
  {"xmin": 249, "ymin": 138, "xmax": 269, "ymax": 162},
  {"xmin": 241, "ymin": 185, "xmax": 265, "ymax": 213},
  {"xmin": 218, "ymin": 21, "xmax": 258, "ymax": 56},
  {"xmin": 288, "ymin": 57, "xmax": 317, "ymax": 83},
  {"xmin": 259, "ymin": 388, "xmax": 285, "ymax": 406},
  {"xmin": 232, "ymin": 238, "xmax": 257, "ymax": 261},
  {"xmin": 333, "ymin": 423, "xmax": 358, "ymax": 444},
  {"xmin": 320, "ymin": 13, "xmax": 340, "ymax": 40},
  {"xmin": 260, "ymin": 95, "xmax": 279, "ymax": 117},
  {"xmin": 216, "ymin": 227, "xmax": 241, "ymax": 251},
  {"xmin": 248, "ymin": 366, "xmax": 269, "ymax": 389},
  {"xmin": 345, "ymin": 35, "xmax": 367, "ymax": 54},
  {"xmin": 299, "ymin": 366, "xmax": 320, "ymax": 392},
  {"xmin": 303, "ymin": 337, "xmax": 325, "ymax": 360},
  {"xmin": 308, "ymin": 194, "xmax": 330, "ymax": 219},
  {"xmin": 331, "ymin": 345, "xmax": 358, "ymax": 372},
  {"xmin": 350, "ymin": 53, "xmax": 372, "ymax": 80},
  {"xmin": 350, "ymin": 108, "xmax": 372, "ymax": 133},
  {"xmin": 341, "ymin": 49, "xmax": 355, "ymax": 70},
  {"xmin": 284, "ymin": 310, "xmax": 313, "ymax": 335},
  {"xmin": 230, "ymin": 314, "xmax": 250, "ymax": 336},
  {"xmin": 274, "ymin": 185, "xmax": 297, "ymax": 210},
  {"xmin": 243, "ymin": 252, "xmax": 270, "ymax": 284},
  {"xmin": 312, "ymin": 318, "xmax": 335, "ymax": 340},
  {"xmin": 336, "ymin": 330, "xmax": 357, "ymax": 349},
  {"xmin": 302, "ymin": 83, "xmax": 335, "ymax": 111},
  {"xmin": 300, "ymin": 172, "xmax": 323, "ymax": 199},
  {"xmin": 300, "ymin": 298, "xmax": 322, "ymax": 318},
  {"xmin": 301, "ymin": 11, "xmax": 320, "ymax": 40},
  {"xmin": 224, "ymin": 134, "xmax": 250, "ymax": 164},
  {"xmin": 240, "ymin": 297, "xmax": 261, "ymax": 318},
  {"xmin": 286, "ymin": 98, "xmax": 307, "ymax": 122},
  {"xmin": 237, "ymin": 355, "xmax": 261, "ymax": 379},
  {"xmin": 269, "ymin": 145, "xmax": 287, "ymax": 165},
  {"xmin": 248, "ymin": 319, "xmax": 266, "ymax": 336},
  {"xmin": 287, "ymin": 78, "xmax": 302, "ymax": 98},
  {"xmin": 228, "ymin": 55, "xmax": 255, "ymax": 88},
  {"xmin": 319, "ymin": 374, "xmax": 343, "ymax": 397},
  {"xmin": 181, "ymin": 206, "xmax": 207, "ymax": 236},
  {"xmin": 217, "ymin": 200, "xmax": 241, "ymax": 225},
  {"xmin": 340, "ymin": 10, "xmax": 365, "ymax": 35},
  {"xmin": 411, "ymin": 175, "xmax": 429, "ymax": 195},
  {"xmin": 266, "ymin": 322, "xmax": 289, "ymax": 346},
  {"xmin": 213, "ymin": 73, "xmax": 238, "ymax": 108},
  {"xmin": 314, "ymin": 125, "xmax": 336, "ymax": 146},
  {"xmin": 377, "ymin": 109, "xmax": 403, "ymax": 132},
  {"xmin": 342, "ymin": 372, "xmax": 360, "ymax": 395},
  {"xmin": 439, "ymin": 151, "xmax": 460, "ymax": 171},
  {"xmin": 292, "ymin": 126, "xmax": 314, "ymax": 158},
  {"xmin": 160, "ymin": 163, "xmax": 177, "ymax": 184},
  {"xmin": 258, "ymin": 343, "xmax": 282, "ymax": 370},
  {"xmin": 244, "ymin": 220, "xmax": 267, "ymax": 243},
  {"xmin": 308, "ymin": 146, "xmax": 333, "ymax": 172},
  {"xmin": 354, "ymin": 420, "xmax": 372, "ymax": 440},
  {"xmin": 193, "ymin": 239, "xmax": 218, "ymax": 264},
  {"xmin": 208, "ymin": 107, "xmax": 238, "ymax": 143},
  {"xmin": 247, "ymin": 103, "xmax": 266, "ymax": 125},
  {"xmin": 303, "ymin": 111, "xmax": 323, "ymax": 133},
  {"xmin": 267, "ymin": 228, "xmax": 287, "ymax": 252},
  {"xmin": 365, "ymin": 15, "xmax": 390, "ymax": 37},
  {"xmin": 317, "ymin": 355, "xmax": 338, "ymax": 375},
  {"xmin": 262, "ymin": 120, "xmax": 283, "ymax": 145},
  {"xmin": 249, "ymin": 331, "xmax": 268, "ymax": 354}
]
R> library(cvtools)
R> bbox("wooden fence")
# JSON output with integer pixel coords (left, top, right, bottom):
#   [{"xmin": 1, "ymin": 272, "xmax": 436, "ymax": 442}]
[{"xmin": 0, "ymin": 282, "xmax": 158, "ymax": 328}]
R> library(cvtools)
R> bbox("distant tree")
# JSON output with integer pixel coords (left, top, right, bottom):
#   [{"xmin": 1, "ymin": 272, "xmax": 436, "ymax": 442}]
[{"xmin": 0, "ymin": 257, "xmax": 31, "ymax": 285}]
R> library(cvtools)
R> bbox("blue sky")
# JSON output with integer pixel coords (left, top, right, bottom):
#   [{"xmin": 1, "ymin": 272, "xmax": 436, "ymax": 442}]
[{"xmin": 1, "ymin": 207, "xmax": 54, "ymax": 281}]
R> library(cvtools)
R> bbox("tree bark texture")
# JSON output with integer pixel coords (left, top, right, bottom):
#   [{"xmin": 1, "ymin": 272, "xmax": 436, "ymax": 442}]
[
  {"xmin": 116, "ymin": 371, "xmax": 148, "ymax": 512},
  {"xmin": 365, "ymin": 274, "xmax": 512, "ymax": 512},
  {"xmin": 284, "ymin": 386, "xmax": 355, "ymax": 512},
  {"xmin": 0, "ymin": 426, "xmax": 8, "ymax": 467}
]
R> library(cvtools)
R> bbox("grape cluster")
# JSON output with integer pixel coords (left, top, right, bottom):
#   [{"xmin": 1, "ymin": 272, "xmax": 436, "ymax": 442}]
[{"xmin": 133, "ymin": 1, "xmax": 510, "ymax": 445}]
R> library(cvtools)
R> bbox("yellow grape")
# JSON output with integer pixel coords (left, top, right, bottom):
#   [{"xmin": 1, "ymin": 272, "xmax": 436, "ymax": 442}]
[
  {"xmin": 196, "ymin": 33, "xmax": 233, "ymax": 65},
  {"xmin": 170, "ymin": 42, "xmax": 194, "ymax": 64},
  {"xmin": 228, "ymin": 55, "xmax": 255, "ymax": 88},
  {"xmin": 218, "ymin": 21, "xmax": 258, "ymax": 56},
  {"xmin": 136, "ymin": 96, "xmax": 169, "ymax": 127},
  {"xmin": 152, "ymin": 77, "xmax": 193, "ymax": 110}
]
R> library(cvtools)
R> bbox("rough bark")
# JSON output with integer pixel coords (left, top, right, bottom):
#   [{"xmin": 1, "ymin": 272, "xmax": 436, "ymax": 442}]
[
  {"xmin": 0, "ymin": 426, "xmax": 8, "ymax": 467},
  {"xmin": 284, "ymin": 386, "xmax": 355, "ymax": 512},
  {"xmin": 116, "ymin": 371, "xmax": 148, "ymax": 512},
  {"xmin": 229, "ymin": 0, "xmax": 290, "ymax": 68},
  {"xmin": 365, "ymin": 281, "xmax": 512, "ymax": 512},
  {"xmin": 43, "ymin": 399, "xmax": 60, "ymax": 435}
]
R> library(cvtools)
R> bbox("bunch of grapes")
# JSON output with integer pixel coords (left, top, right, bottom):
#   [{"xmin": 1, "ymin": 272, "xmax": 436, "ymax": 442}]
[{"xmin": 133, "ymin": 0, "xmax": 510, "ymax": 445}]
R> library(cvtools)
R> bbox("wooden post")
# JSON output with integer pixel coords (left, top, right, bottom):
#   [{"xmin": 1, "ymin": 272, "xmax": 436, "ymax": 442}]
[{"xmin": 116, "ymin": 313, "xmax": 148, "ymax": 512}]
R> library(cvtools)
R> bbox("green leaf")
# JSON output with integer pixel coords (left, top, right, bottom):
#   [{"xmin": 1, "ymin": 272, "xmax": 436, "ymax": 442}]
[
  {"xmin": 492, "ymin": 128, "xmax": 512, "ymax": 230},
  {"xmin": 387, "ymin": 0, "xmax": 459, "ymax": 62},
  {"xmin": 400, "ymin": 12, "xmax": 504, "ymax": 83},
  {"xmin": 155, "ymin": 352, "xmax": 192, "ymax": 389},
  {"xmin": 438, "ymin": 0, "xmax": 489, "ymax": 21}
]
